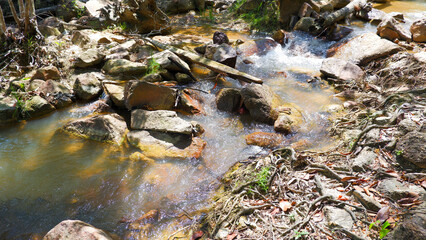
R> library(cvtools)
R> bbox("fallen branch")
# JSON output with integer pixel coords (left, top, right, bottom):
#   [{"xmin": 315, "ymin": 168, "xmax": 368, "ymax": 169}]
[{"xmin": 142, "ymin": 37, "xmax": 264, "ymax": 84}]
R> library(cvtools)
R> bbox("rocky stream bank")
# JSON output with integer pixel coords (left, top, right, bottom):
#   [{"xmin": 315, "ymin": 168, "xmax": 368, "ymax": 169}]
[{"xmin": 0, "ymin": 0, "xmax": 425, "ymax": 239}]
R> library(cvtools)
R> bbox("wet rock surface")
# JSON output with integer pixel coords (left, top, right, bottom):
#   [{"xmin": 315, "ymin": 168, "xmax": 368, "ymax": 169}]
[
  {"xmin": 43, "ymin": 220, "xmax": 113, "ymax": 240},
  {"xmin": 131, "ymin": 109, "xmax": 193, "ymax": 135},
  {"xmin": 62, "ymin": 113, "xmax": 128, "ymax": 145},
  {"xmin": 124, "ymin": 81, "xmax": 177, "ymax": 110},
  {"xmin": 321, "ymin": 58, "xmax": 365, "ymax": 82}
]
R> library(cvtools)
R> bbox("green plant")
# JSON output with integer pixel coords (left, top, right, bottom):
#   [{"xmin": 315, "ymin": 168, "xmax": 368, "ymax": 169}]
[
  {"xmin": 231, "ymin": 0, "xmax": 280, "ymax": 32},
  {"xmin": 395, "ymin": 150, "xmax": 403, "ymax": 156},
  {"xmin": 147, "ymin": 57, "xmax": 161, "ymax": 75},
  {"xmin": 118, "ymin": 22, "xmax": 128, "ymax": 31},
  {"xmin": 72, "ymin": 0, "xmax": 85, "ymax": 18},
  {"xmin": 369, "ymin": 220, "xmax": 391, "ymax": 239},
  {"xmin": 255, "ymin": 166, "xmax": 271, "ymax": 192},
  {"xmin": 293, "ymin": 230, "xmax": 309, "ymax": 240}
]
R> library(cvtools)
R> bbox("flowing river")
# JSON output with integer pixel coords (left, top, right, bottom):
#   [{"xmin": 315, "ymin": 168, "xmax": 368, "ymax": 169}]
[{"xmin": 0, "ymin": 1, "xmax": 425, "ymax": 239}]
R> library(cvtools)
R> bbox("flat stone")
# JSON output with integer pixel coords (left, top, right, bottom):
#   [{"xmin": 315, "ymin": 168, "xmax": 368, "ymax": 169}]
[
  {"xmin": 331, "ymin": 32, "xmax": 402, "ymax": 65},
  {"xmin": 323, "ymin": 206, "xmax": 354, "ymax": 230},
  {"xmin": 75, "ymin": 49, "xmax": 105, "ymax": 68},
  {"xmin": 245, "ymin": 132, "xmax": 286, "ymax": 148},
  {"xmin": 352, "ymin": 190, "xmax": 382, "ymax": 212},
  {"xmin": 131, "ymin": 109, "xmax": 193, "ymax": 135},
  {"xmin": 43, "ymin": 220, "xmax": 113, "ymax": 240},
  {"xmin": 104, "ymin": 83, "xmax": 125, "ymax": 108},
  {"xmin": 31, "ymin": 66, "xmax": 61, "ymax": 80},
  {"xmin": 102, "ymin": 59, "xmax": 147, "ymax": 76},
  {"xmin": 321, "ymin": 58, "xmax": 365, "ymax": 82},
  {"xmin": 124, "ymin": 81, "xmax": 177, "ymax": 110},
  {"xmin": 62, "ymin": 113, "xmax": 128, "ymax": 145},
  {"xmin": 127, "ymin": 130, "xmax": 206, "ymax": 159},
  {"xmin": 352, "ymin": 148, "xmax": 376, "ymax": 172},
  {"xmin": 377, "ymin": 178, "xmax": 425, "ymax": 201}
]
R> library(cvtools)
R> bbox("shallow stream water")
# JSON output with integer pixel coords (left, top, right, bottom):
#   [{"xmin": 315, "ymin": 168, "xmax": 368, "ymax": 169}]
[{"xmin": 0, "ymin": 1, "xmax": 425, "ymax": 239}]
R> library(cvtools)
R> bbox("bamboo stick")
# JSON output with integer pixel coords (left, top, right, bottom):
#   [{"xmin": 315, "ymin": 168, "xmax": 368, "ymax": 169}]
[
  {"xmin": 8, "ymin": 0, "xmax": 21, "ymax": 28},
  {"xmin": 0, "ymin": 6, "xmax": 6, "ymax": 35},
  {"xmin": 24, "ymin": 0, "xmax": 30, "ymax": 35},
  {"xmin": 18, "ymin": 0, "xmax": 25, "ymax": 18}
]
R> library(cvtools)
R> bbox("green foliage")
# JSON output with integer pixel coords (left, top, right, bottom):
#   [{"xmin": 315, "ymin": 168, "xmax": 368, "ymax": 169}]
[
  {"xmin": 255, "ymin": 166, "xmax": 271, "ymax": 192},
  {"xmin": 231, "ymin": 0, "xmax": 280, "ymax": 32},
  {"xmin": 294, "ymin": 230, "xmax": 309, "ymax": 239},
  {"xmin": 369, "ymin": 220, "xmax": 391, "ymax": 239},
  {"xmin": 119, "ymin": 22, "xmax": 128, "ymax": 31},
  {"xmin": 72, "ymin": 0, "xmax": 85, "ymax": 19},
  {"xmin": 9, "ymin": 86, "xmax": 27, "ymax": 119},
  {"xmin": 200, "ymin": 7, "xmax": 215, "ymax": 23},
  {"xmin": 395, "ymin": 150, "xmax": 403, "ymax": 156},
  {"xmin": 147, "ymin": 57, "xmax": 161, "ymax": 75}
]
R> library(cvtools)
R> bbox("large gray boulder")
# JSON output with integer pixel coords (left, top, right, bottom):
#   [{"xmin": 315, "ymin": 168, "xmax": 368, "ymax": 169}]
[
  {"xmin": 125, "ymin": 81, "xmax": 177, "ymax": 110},
  {"xmin": 43, "ymin": 220, "xmax": 113, "ymax": 240},
  {"xmin": 330, "ymin": 32, "xmax": 402, "ymax": 65},
  {"xmin": 62, "ymin": 113, "xmax": 128, "ymax": 145},
  {"xmin": 131, "ymin": 109, "xmax": 193, "ymax": 135},
  {"xmin": 390, "ymin": 212, "xmax": 426, "ymax": 240},
  {"xmin": 377, "ymin": 178, "xmax": 425, "ymax": 201},
  {"xmin": 395, "ymin": 131, "xmax": 426, "ymax": 168},
  {"xmin": 73, "ymin": 73, "xmax": 102, "ymax": 101},
  {"xmin": 321, "ymin": 58, "xmax": 365, "ymax": 82}
]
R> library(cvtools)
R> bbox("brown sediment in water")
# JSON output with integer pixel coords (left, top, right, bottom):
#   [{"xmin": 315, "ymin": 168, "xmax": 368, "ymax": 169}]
[{"xmin": 374, "ymin": 0, "xmax": 426, "ymax": 13}]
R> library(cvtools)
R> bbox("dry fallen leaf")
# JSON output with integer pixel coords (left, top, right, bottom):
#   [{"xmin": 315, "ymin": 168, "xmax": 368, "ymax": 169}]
[
  {"xmin": 375, "ymin": 206, "xmax": 390, "ymax": 222},
  {"xmin": 341, "ymin": 176, "xmax": 359, "ymax": 182},
  {"xmin": 337, "ymin": 195, "xmax": 349, "ymax": 201},
  {"xmin": 226, "ymin": 232, "xmax": 238, "ymax": 240},
  {"xmin": 279, "ymin": 200, "xmax": 292, "ymax": 212},
  {"xmin": 191, "ymin": 230, "xmax": 204, "ymax": 240},
  {"xmin": 271, "ymin": 207, "xmax": 280, "ymax": 215}
]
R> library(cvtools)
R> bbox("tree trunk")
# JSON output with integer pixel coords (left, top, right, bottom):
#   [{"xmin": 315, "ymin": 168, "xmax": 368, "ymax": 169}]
[
  {"xmin": 18, "ymin": 0, "xmax": 25, "ymax": 18},
  {"xmin": 143, "ymin": 38, "xmax": 264, "ymax": 84},
  {"xmin": 24, "ymin": 0, "xmax": 30, "ymax": 35},
  {"xmin": 0, "ymin": 6, "xmax": 6, "ymax": 39},
  {"xmin": 323, "ymin": 0, "xmax": 369, "ymax": 27},
  {"xmin": 8, "ymin": 0, "xmax": 21, "ymax": 28}
]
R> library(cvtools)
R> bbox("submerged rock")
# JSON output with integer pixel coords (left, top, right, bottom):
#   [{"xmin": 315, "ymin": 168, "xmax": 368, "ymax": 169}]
[
  {"xmin": 245, "ymin": 132, "xmax": 286, "ymax": 148},
  {"xmin": 73, "ymin": 73, "xmax": 102, "ymax": 101},
  {"xmin": 237, "ymin": 39, "xmax": 278, "ymax": 58},
  {"xmin": 131, "ymin": 109, "xmax": 193, "ymax": 135},
  {"xmin": 43, "ymin": 220, "xmax": 113, "ymax": 240},
  {"xmin": 410, "ymin": 18, "xmax": 426, "ymax": 43},
  {"xmin": 125, "ymin": 81, "xmax": 177, "ymax": 110},
  {"xmin": 62, "ymin": 113, "xmax": 128, "ymax": 145},
  {"xmin": 127, "ymin": 130, "xmax": 206, "ymax": 159},
  {"xmin": 395, "ymin": 131, "xmax": 426, "ymax": 168},
  {"xmin": 330, "ymin": 32, "xmax": 402, "ymax": 65},
  {"xmin": 321, "ymin": 58, "xmax": 365, "ymax": 82}
]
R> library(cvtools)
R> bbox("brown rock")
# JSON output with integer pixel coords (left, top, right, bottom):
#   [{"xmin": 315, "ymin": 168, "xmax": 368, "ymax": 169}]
[
  {"xmin": 125, "ymin": 81, "xmax": 177, "ymax": 110},
  {"xmin": 177, "ymin": 89, "xmax": 205, "ymax": 115},
  {"xmin": 127, "ymin": 130, "xmax": 206, "ymax": 159},
  {"xmin": 43, "ymin": 220, "xmax": 113, "ymax": 240},
  {"xmin": 272, "ymin": 29, "xmax": 291, "ymax": 45},
  {"xmin": 241, "ymin": 84, "xmax": 281, "ymax": 124},
  {"xmin": 410, "ymin": 18, "xmax": 426, "ymax": 43},
  {"xmin": 245, "ymin": 132, "xmax": 286, "ymax": 148},
  {"xmin": 216, "ymin": 88, "xmax": 242, "ymax": 112},
  {"xmin": 377, "ymin": 15, "xmax": 411, "ymax": 42},
  {"xmin": 278, "ymin": 0, "xmax": 307, "ymax": 29},
  {"xmin": 31, "ymin": 66, "xmax": 61, "ymax": 80},
  {"xmin": 237, "ymin": 39, "xmax": 278, "ymax": 58},
  {"xmin": 274, "ymin": 114, "xmax": 293, "ymax": 134}
]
